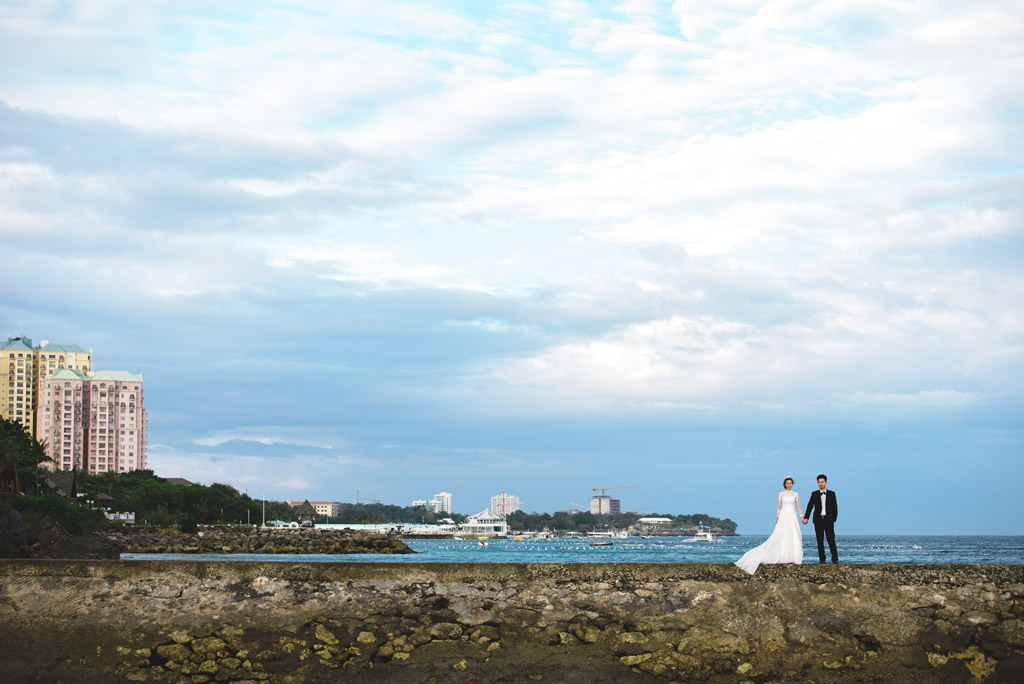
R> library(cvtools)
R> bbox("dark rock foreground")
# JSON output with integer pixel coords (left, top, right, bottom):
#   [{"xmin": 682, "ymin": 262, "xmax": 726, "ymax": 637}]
[{"xmin": 0, "ymin": 560, "xmax": 1021, "ymax": 683}]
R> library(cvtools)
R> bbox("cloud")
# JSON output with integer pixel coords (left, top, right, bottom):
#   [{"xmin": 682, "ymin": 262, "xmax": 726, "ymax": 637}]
[
  {"xmin": 192, "ymin": 427, "xmax": 338, "ymax": 450},
  {"xmin": 838, "ymin": 390, "xmax": 984, "ymax": 409},
  {"xmin": 2, "ymin": 1, "xmax": 1022, "ymax": 533}
]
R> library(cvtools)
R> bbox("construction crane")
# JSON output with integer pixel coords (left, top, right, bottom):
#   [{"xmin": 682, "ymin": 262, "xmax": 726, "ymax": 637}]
[
  {"xmin": 592, "ymin": 484, "xmax": 638, "ymax": 496},
  {"xmin": 355, "ymin": 488, "xmax": 381, "ymax": 505}
]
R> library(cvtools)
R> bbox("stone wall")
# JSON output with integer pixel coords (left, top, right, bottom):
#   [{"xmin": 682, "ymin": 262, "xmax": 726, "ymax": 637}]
[{"xmin": 0, "ymin": 560, "xmax": 1021, "ymax": 683}]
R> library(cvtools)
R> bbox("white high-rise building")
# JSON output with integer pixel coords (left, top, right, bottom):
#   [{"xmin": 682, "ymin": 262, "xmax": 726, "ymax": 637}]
[
  {"xmin": 490, "ymin": 491, "xmax": 521, "ymax": 516},
  {"xmin": 429, "ymin": 491, "xmax": 452, "ymax": 514}
]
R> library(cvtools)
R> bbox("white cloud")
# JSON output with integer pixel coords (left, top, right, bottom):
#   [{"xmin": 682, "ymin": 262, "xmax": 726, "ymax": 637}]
[
  {"xmin": 839, "ymin": 390, "xmax": 984, "ymax": 408},
  {"xmin": 192, "ymin": 426, "xmax": 342, "ymax": 451},
  {"xmin": 2, "ymin": 2, "xmax": 1022, "ymax": 529}
]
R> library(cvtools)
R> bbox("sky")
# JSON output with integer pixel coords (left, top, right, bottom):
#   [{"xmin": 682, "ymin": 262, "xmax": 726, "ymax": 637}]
[{"xmin": 2, "ymin": 1, "xmax": 1022, "ymax": 535}]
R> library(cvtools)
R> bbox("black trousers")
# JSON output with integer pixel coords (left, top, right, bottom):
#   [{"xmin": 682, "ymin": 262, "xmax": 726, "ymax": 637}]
[{"xmin": 814, "ymin": 519, "xmax": 838, "ymax": 563}]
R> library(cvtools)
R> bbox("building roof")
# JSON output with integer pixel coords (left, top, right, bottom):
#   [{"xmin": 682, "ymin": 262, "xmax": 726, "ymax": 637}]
[
  {"xmin": 2, "ymin": 337, "xmax": 34, "ymax": 352},
  {"xmin": 48, "ymin": 368, "xmax": 88, "ymax": 380},
  {"xmin": 295, "ymin": 500, "xmax": 318, "ymax": 518},
  {"xmin": 468, "ymin": 508, "xmax": 503, "ymax": 521},
  {"xmin": 1, "ymin": 338, "xmax": 91, "ymax": 354},
  {"xmin": 90, "ymin": 370, "xmax": 143, "ymax": 382},
  {"xmin": 44, "ymin": 472, "xmax": 77, "ymax": 498},
  {"xmin": 46, "ymin": 368, "xmax": 142, "ymax": 382},
  {"xmin": 163, "ymin": 478, "xmax": 193, "ymax": 486},
  {"xmin": 38, "ymin": 342, "xmax": 91, "ymax": 354}
]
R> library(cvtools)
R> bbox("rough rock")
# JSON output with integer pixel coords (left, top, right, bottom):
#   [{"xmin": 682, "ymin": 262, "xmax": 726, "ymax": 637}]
[{"xmin": 0, "ymin": 560, "xmax": 1020, "ymax": 683}]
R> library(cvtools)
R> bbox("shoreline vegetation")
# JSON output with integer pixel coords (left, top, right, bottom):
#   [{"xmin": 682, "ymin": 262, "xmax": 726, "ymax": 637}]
[{"xmin": 0, "ymin": 504, "xmax": 415, "ymax": 558}]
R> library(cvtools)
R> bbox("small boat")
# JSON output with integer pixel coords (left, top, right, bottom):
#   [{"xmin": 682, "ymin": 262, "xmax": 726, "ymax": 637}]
[
  {"xmin": 682, "ymin": 523, "xmax": 718, "ymax": 542},
  {"xmin": 587, "ymin": 529, "xmax": 628, "ymax": 539},
  {"xmin": 589, "ymin": 541, "xmax": 613, "ymax": 546}
]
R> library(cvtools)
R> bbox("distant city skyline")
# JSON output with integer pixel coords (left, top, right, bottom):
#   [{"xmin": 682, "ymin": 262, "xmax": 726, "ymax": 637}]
[{"xmin": 2, "ymin": 2, "xmax": 1021, "ymax": 534}]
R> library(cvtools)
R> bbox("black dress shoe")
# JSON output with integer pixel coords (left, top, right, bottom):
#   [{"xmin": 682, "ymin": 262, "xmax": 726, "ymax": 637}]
[
  {"xmin": 832, "ymin": 560, "xmax": 839, "ymax": 564},
  {"xmin": 819, "ymin": 561, "xmax": 826, "ymax": 564}
]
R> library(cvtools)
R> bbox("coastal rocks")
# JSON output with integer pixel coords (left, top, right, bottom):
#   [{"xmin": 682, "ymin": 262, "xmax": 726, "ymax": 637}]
[
  {"xmin": 0, "ymin": 561, "xmax": 1022, "ymax": 683},
  {"xmin": 0, "ymin": 505, "xmax": 120, "ymax": 559},
  {"xmin": 114, "ymin": 525, "xmax": 415, "ymax": 555},
  {"xmin": 0, "ymin": 504, "xmax": 412, "ymax": 558}
]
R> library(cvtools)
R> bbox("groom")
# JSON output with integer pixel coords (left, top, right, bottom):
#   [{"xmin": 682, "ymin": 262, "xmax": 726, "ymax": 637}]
[{"xmin": 802, "ymin": 474, "xmax": 838, "ymax": 564}]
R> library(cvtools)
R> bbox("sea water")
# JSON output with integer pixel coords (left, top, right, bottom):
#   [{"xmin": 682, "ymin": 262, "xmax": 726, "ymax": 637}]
[{"xmin": 121, "ymin": 535, "xmax": 1024, "ymax": 564}]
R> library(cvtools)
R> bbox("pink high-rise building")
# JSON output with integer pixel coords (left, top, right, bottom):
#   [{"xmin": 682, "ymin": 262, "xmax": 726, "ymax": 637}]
[{"xmin": 36, "ymin": 369, "xmax": 147, "ymax": 473}]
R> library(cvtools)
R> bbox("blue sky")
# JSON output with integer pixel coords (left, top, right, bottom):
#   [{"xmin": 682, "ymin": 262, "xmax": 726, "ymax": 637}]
[{"xmin": 2, "ymin": 1, "xmax": 1022, "ymax": 534}]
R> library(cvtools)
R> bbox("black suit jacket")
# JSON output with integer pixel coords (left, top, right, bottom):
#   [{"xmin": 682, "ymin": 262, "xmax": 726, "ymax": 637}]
[{"xmin": 804, "ymin": 490, "xmax": 838, "ymax": 524}]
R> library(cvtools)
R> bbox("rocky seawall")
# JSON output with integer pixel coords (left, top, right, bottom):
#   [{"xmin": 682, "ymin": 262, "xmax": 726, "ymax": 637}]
[
  {"xmin": 0, "ymin": 561, "xmax": 1021, "ymax": 683},
  {"xmin": 114, "ymin": 526, "xmax": 415, "ymax": 555}
]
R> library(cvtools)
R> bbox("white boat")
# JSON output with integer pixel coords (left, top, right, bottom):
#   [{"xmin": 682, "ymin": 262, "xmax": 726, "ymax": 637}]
[
  {"xmin": 682, "ymin": 523, "xmax": 718, "ymax": 542},
  {"xmin": 587, "ymin": 529, "xmax": 628, "ymax": 539}
]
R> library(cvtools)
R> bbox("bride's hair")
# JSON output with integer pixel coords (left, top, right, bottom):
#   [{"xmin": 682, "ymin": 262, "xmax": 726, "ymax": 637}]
[{"xmin": 782, "ymin": 477, "xmax": 794, "ymax": 488}]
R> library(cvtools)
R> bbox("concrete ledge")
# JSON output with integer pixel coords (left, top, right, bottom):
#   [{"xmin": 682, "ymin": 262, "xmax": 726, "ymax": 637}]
[{"xmin": 1, "ymin": 561, "xmax": 1021, "ymax": 683}]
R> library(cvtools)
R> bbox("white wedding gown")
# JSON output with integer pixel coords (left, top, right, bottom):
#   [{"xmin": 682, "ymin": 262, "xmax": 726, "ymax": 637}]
[{"xmin": 735, "ymin": 490, "xmax": 803, "ymax": 575}]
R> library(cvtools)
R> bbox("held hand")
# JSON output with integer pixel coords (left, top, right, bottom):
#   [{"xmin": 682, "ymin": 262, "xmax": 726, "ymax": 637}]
[{"xmin": 801, "ymin": 518, "xmax": 808, "ymax": 525}]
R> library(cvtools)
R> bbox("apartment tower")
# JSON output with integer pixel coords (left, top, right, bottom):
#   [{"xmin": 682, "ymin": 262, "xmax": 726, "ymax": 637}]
[
  {"xmin": 36, "ymin": 369, "xmax": 147, "ymax": 473},
  {"xmin": 490, "ymin": 491, "xmax": 521, "ymax": 516},
  {"xmin": 2, "ymin": 336, "xmax": 92, "ymax": 437},
  {"xmin": 429, "ymin": 491, "xmax": 453, "ymax": 514}
]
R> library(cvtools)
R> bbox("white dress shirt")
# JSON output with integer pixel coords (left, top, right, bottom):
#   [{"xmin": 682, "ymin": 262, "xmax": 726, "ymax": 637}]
[{"xmin": 819, "ymin": 489, "xmax": 827, "ymax": 517}]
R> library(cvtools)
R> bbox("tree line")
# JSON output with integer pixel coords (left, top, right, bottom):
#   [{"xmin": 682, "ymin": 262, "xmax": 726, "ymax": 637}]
[{"xmin": 506, "ymin": 510, "xmax": 737, "ymax": 533}]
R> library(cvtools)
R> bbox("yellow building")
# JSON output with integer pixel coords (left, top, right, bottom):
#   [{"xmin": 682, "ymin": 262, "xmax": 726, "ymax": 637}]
[{"xmin": 2, "ymin": 336, "xmax": 92, "ymax": 439}]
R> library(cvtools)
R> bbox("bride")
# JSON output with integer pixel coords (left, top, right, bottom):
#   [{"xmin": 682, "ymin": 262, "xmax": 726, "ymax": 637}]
[{"xmin": 735, "ymin": 477, "xmax": 804, "ymax": 575}]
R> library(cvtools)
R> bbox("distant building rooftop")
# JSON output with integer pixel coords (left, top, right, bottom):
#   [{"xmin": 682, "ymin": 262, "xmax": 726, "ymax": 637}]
[
  {"xmin": 2, "ymin": 337, "xmax": 92, "ymax": 354},
  {"xmin": 39, "ymin": 342, "xmax": 91, "ymax": 354},
  {"xmin": 49, "ymin": 368, "xmax": 87, "ymax": 380},
  {"xmin": 46, "ymin": 368, "xmax": 142, "ymax": 382},
  {"xmin": 2, "ymin": 337, "xmax": 34, "ymax": 352},
  {"xmin": 163, "ymin": 478, "xmax": 194, "ymax": 486},
  {"xmin": 90, "ymin": 370, "xmax": 143, "ymax": 382}
]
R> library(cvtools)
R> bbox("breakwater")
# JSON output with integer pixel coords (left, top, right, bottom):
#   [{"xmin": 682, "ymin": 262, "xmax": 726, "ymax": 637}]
[
  {"xmin": 0, "ymin": 561, "xmax": 1021, "ymax": 683},
  {"xmin": 114, "ymin": 526, "xmax": 415, "ymax": 555}
]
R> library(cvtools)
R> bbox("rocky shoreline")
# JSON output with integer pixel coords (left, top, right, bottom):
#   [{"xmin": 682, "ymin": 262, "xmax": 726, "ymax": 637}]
[
  {"xmin": 0, "ymin": 505, "xmax": 413, "ymax": 558},
  {"xmin": 1, "ymin": 560, "xmax": 1021, "ymax": 683},
  {"xmin": 115, "ymin": 525, "xmax": 415, "ymax": 555}
]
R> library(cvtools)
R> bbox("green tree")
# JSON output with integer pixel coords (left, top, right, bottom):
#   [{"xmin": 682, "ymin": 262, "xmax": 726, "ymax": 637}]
[{"xmin": 0, "ymin": 417, "xmax": 52, "ymax": 493}]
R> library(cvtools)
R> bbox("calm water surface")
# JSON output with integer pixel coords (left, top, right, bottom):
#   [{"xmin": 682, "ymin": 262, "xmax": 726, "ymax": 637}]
[{"xmin": 122, "ymin": 535, "xmax": 1024, "ymax": 564}]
